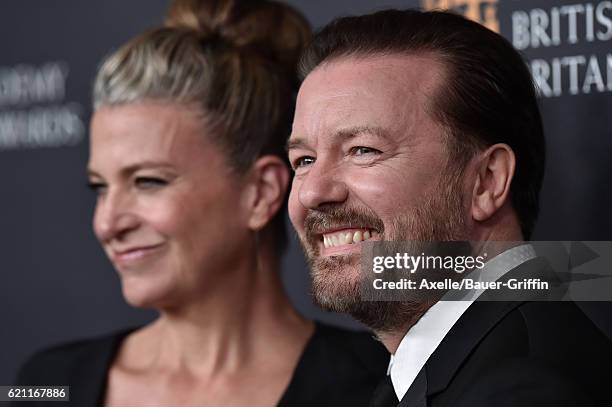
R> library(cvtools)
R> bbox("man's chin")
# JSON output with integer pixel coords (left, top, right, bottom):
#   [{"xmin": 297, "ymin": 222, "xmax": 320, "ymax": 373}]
[{"xmin": 309, "ymin": 253, "xmax": 362, "ymax": 312}]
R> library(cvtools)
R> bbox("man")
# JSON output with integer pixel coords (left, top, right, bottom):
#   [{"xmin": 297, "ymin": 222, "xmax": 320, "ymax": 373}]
[{"xmin": 287, "ymin": 9, "xmax": 612, "ymax": 407}]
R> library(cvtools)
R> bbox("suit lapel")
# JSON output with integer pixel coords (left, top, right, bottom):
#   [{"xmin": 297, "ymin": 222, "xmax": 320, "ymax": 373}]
[
  {"xmin": 423, "ymin": 300, "xmax": 521, "ymax": 396},
  {"xmin": 398, "ymin": 368, "xmax": 427, "ymax": 407}
]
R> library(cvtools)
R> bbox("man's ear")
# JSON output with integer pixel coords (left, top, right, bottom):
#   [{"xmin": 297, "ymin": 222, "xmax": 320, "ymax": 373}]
[
  {"xmin": 471, "ymin": 143, "xmax": 515, "ymax": 222},
  {"xmin": 243, "ymin": 155, "xmax": 290, "ymax": 231}
]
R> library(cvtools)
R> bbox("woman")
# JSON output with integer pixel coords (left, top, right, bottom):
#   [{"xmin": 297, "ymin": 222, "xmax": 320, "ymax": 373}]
[{"xmin": 14, "ymin": 0, "xmax": 388, "ymax": 406}]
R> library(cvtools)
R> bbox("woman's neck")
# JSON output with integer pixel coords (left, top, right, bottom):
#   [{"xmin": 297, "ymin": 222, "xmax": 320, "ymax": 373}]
[{"xmin": 116, "ymin": 237, "xmax": 314, "ymax": 379}]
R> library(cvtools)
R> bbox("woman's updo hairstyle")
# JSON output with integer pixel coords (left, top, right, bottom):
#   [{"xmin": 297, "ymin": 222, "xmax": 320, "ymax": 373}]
[{"xmin": 93, "ymin": 0, "xmax": 311, "ymax": 171}]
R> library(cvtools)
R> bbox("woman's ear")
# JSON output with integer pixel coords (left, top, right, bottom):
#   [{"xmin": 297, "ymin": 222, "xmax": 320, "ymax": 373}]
[
  {"xmin": 244, "ymin": 155, "xmax": 290, "ymax": 231},
  {"xmin": 471, "ymin": 143, "xmax": 516, "ymax": 223}
]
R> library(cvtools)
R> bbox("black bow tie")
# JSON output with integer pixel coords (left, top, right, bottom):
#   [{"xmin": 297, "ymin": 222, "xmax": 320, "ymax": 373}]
[{"xmin": 369, "ymin": 375, "xmax": 399, "ymax": 407}]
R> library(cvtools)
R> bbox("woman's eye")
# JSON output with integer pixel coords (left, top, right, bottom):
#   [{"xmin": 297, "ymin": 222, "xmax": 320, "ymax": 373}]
[
  {"xmin": 135, "ymin": 177, "xmax": 168, "ymax": 189},
  {"xmin": 293, "ymin": 156, "xmax": 315, "ymax": 169},
  {"xmin": 350, "ymin": 146, "xmax": 381, "ymax": 156},
  {"xmin": 87, "ymin": 181, "xmax": 107, "ymax": 195}
]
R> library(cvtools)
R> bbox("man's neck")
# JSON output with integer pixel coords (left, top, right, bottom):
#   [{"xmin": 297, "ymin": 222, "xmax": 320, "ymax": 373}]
[
  {"xmin": 376, "ymin": 308, "xmax": 431, "ymax": 354},
  {"xmin": 377, "ymin": 331, "xmax": 407, "ymax": 354}
]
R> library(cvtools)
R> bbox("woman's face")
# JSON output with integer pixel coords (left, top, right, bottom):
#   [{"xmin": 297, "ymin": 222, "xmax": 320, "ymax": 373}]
[{"xmin": 88, "ymin": 102, "xmax": 249, "ymax": 308}]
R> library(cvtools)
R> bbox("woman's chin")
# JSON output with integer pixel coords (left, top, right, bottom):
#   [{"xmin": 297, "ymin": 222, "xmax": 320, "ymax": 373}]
[{"xmin": 120, "ymin": 280, "xmax": 177, "ymax": 310}]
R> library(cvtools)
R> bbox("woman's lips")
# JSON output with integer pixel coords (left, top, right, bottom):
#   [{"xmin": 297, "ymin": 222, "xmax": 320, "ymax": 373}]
[{"xmin": 110, "ymin": 243, "xmax": 165, "ymax": 265}]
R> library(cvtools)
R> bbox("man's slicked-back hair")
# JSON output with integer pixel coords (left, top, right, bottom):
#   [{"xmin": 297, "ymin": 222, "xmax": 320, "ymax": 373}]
[{"xmin": 299, "ymin": 9, "xmax": 545, "ymax": 239}]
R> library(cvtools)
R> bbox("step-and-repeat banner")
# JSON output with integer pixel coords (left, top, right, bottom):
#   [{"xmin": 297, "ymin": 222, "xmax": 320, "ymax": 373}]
[{"xmin": 1, "ymin": 0, "xmax": 611, "ymax": 385}]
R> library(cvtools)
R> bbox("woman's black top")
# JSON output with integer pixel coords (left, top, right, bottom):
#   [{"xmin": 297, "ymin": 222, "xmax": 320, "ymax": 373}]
[{"xmin": 13, "ymin": 322, "xmax": 389, "ymax": 406}]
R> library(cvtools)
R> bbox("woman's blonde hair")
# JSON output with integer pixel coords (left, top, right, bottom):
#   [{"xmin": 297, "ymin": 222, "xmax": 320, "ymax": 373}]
[{"xmin": 93, "ymin": 0, "xmax": 310, "ymax": 172}]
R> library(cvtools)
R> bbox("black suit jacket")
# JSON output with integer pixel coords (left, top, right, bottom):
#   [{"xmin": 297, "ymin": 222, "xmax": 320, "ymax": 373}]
[{"xmin": 398, "ymin": 257, "xmax": 612, "ymax": 407}]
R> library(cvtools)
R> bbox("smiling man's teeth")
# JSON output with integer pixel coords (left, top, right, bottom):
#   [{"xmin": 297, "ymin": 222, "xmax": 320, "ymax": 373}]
[{"xmin": 323, "ymin": 229, "xmax": 376, "ymax": 248}]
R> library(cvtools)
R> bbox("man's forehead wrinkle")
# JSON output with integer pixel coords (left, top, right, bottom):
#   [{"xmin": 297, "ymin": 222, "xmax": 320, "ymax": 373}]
[{"xmin": 300, "ymin": 92, "xmax": 362, "ymax": 145}]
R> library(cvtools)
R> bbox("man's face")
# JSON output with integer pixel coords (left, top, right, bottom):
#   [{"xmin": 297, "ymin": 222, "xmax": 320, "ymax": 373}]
[{"xmin": 287, "ymin": 54, "xmax": 470, "ymax": 329}]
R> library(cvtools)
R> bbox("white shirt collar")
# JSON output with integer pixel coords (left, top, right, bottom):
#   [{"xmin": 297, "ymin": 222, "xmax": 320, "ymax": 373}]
[{"xmin": 388, "ymin": 244, "xmax": 536, "ymax": 400}]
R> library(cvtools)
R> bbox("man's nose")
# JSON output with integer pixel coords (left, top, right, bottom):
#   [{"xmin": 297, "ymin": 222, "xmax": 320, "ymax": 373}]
[
  {"xmin": 93, "ymin": 189, "xmax": 139, "ymax": 242},
  {"xmin": 298, "ymin": 160, "xmax": 349, "ymax": 209}
]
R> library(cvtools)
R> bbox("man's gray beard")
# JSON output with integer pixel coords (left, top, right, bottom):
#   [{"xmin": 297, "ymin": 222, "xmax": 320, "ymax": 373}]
[{"xmin": 301, "ymin": 169, "xmax": 467, "ymax": 334}]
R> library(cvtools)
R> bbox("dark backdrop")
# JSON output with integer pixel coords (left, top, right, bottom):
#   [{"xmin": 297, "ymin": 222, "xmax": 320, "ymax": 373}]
[{"xmin": 1, "ymin": 0, "xmax": 611, "ymax": 389}]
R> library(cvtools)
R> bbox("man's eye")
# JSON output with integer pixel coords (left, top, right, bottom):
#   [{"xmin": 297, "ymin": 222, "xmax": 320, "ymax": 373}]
[
  {"xmin": 350, "ymin": 146, "xmax": 382, "ymax": 156},
  {"xmin": 293, "ymin": 156, "xmax": 315, "ymax": 169},
  {"xmin": 87, "ymin": 181, "xmax": 107, "ymax": 195},
  {"xmin": 135, "ymin": 177, "xmax": 168, "ymax": 189}
]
